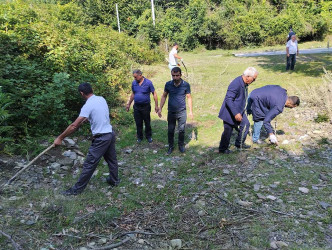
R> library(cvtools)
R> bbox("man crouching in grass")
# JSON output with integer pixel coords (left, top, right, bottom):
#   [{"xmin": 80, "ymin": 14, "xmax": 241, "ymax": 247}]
[{"xmin": 54, "ymin": 82, "xmax": 120, "ymax": 196}]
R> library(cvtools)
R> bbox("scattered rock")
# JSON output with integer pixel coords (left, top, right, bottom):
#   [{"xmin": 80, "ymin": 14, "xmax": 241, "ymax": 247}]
[
  {"xmin": 198, "ymin": 210, "xmax": 206, "ymax": 216},
  {"xmin": 125, "ymin": 149, "xmax": 133, "ymax": 154},
  {"xmin": 276, "ymin": 241, "xmax": 289, "ymax": 248},
  {"xmin": 319, "ymin": 201, "xmax": 332, "ymax": 209},
  {"xmin": 26, "ymin": 220, "xmax": 36, "ymax": 225},
  {"xmin": 319, "ymin": 173, "xmax": 329, "ymax": 181},
  {"xmin": 57, "ymin": 157, "xmax": 74, "ymax": 166},
  {"xmin": 138, "ymin": 239, "xmax": 145, "ymax": 244},
  {"xmin": 299, "ymin": 187, "xmax": 309, "ymax": 194},
  {"xmin": 254, "ymin": 184, "xmax": 260, "ymax": 192},
  {"xmin": 270, "ymin": 241, "xmax": 278, "ymax": 249},
  {"xmin": 268, "ymin": 160, "xmax": 275, "ymax": 165},
  {"xmin": 157, "ymin": 184, "xmax": 164, "ymax": 189},
  {"xmin": 196, "ymin": 200, "xmax": 206, "ymax": 207},
  {"xmin": 223, "ymin": 169, "xmax": 230, "ymax": 175},
  {"xmin": 256, "ymin": 193, "xmax": 266, "ymax": 200},
  {"xmin": 237, "ymin": 200, "xmax": 253, "ymax": 207},
  {"xmin": 63, "ymin": 138, "xmax": 76, "ymax": 147},
  {"xmin": 170, "ymin": 239, "xmax": 182, "ymax": 249},
  {"xmin": 266, "ymin": 195, "xmax": 277, "ymax": 201}
]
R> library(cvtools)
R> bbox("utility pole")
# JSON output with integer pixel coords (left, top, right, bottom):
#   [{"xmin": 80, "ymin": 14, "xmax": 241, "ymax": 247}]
[
  {"xmin": 116, "ymin": 3, "xmax": 120, "ymax": 33},
  {"xmin": 151, "ymin": 0, "xmax": 155, "ymax": 26}
]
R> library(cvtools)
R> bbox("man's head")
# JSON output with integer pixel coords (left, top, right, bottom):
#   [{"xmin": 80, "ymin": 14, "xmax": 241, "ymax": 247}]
[
  {"xmin": 285, "ymin": 96, "xmax": 300, "ymax": 108},
  {"xmin": 291, "ymin": 35, "xmax": 296, "ymax": 42},
  {"xmin": 173, "ymin": 42, "xmax": 178, "ymax": 49},
  {"xmin": 171, "ymin": 67, "xmax": 182, "ymax": 83},
  {"xmin": 78, "ymin": 82, "xmax": 93, "ymax": 98},
  {"xmin": 132, "ymin": 69, "xmax": 144, "ymax": 83},
  {"xmin": 289, "ymin": 27, "xmax": 293, "ymax": 32},
  {"xmin": 242, "ymin": 67, "xmax": 258, "ymax": 85}
]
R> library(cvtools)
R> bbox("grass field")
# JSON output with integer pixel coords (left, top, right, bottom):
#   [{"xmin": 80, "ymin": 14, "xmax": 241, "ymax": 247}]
[{"xmin": 1, "ymin": 41, "xmax": 332, "ymax": 249}]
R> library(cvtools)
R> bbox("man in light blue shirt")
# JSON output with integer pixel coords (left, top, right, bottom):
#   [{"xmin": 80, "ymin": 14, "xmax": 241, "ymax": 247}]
[{"xmin": 54, "ymin": 83, "xmax": 119, "ymax": 195}]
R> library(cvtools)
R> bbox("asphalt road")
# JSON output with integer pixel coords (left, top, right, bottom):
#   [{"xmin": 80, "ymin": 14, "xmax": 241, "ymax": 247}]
[{"xmin": 234, "ymin": 48, "xmax": 331, "ymax": 57}]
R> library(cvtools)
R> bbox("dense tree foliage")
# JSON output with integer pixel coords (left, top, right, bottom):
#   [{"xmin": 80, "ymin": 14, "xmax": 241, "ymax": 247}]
[
  {"xmin": 0, "ymin": 0, "xmax": 162, "ymax": 144},
  {"xmin": 72, "ymin": 0, "xmax": 331, "ymax": 49}
]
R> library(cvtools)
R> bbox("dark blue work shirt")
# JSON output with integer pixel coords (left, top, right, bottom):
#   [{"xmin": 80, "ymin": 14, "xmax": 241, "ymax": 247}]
[
  {"xmin": 132, "ymin": 78, "xmax": 155, "ymax": 104},
  {"xmin": 247, "ymin": 85, "xmax": 287, "ymax": 134},
  {"xmin": 164, "ymin": 80, "xmax": 191, "ymax": 112}
]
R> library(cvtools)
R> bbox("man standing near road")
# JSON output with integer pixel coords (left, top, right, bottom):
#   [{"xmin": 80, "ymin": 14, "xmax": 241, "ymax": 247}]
[
  {"xmin": 158, "ymin": 67, "xmax": 193, "ymax": 154},
  {"xmin": 54, "ymin": 83, "xmax": 119, "ymax": 196},
  {"xmin": 126, "ymin": 70, "xmax": 159, "ymax": 143},
  {"xmin": 286, "ymin": 35, "xmax": 299, "ymax": 71},
  {"xmin": 218, "ymin": 67, "xmax": 258, "ymax": 154},
  {"xmin": 247, "ymin": 85, "xmax": 300, "ymax": 145},
  {"xmin": 168, "ymin": 42, "xmax": 183, "ymax": 71}
]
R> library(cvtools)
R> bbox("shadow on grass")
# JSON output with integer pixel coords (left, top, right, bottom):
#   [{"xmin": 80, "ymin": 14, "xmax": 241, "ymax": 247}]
[{"xmin": 256, "ymin": 53, "xmax": 332, "ymax": 77}]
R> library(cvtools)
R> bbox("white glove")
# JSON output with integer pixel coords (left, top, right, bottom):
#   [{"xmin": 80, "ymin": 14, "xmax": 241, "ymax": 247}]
[{"xmin": 269, "ymin": 134, "xmax": 278, "ymax": 144}]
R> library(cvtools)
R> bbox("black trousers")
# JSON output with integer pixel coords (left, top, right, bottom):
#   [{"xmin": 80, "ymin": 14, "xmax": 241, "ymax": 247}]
[
  {"xmin": 219, "ymin": 115, "xmax": 250, "ymax": 151},
  {"xmin": 133, "ymin": 103, "xmax": 152, "ymax": 140},
  {"xmin": 286, "ymin": 54, "xmax": 296, "ymax": 70},
  {"xmin": 72, "ymin": 132, "xmax": 119, "ymax": 192},
  {"xmin": 168, "ymin": 110, "xmax": 187, "ymax": 147}
]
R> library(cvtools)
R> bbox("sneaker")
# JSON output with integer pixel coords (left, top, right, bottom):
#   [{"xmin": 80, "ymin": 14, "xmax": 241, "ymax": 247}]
[
  {"xmin": 61, "ymin": 187, "xmax": 81, "ymax": 196},
  {"xmin": 106, "ymin": 176, "xmax": 120, "ymax": 187},
  {"xmin": 235, "ymin": 143, "xmax": 251, "ymax": 149},
  {"xmin": 179, "ymin": 145, "xmax": 185, "ymax": 153},
  {"xmin": 167, "ymin": 147, "xmax": 174, "ymax": 155},
  {"xmin": 147, "ymin": 137, "xmax": 153, "ymax": 143},
  {"xmin": 219, "ymin": 149, "xmax": 232, "ymax": 154},
  {"xmin": 137, "ymin": 138, "xmax": 142, "ymax": 143}
]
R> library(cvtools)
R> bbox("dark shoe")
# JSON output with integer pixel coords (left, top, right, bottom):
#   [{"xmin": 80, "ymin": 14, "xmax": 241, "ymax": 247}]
[
  {"xmin": 179, "ymin": 145, "xmax": 185, "ymax": 153},
  {"xmin": 167, "ymin": 147, "xmax": 174, "ymax": 155},
  {"xmin": 235, "ymin": 143, "xmax": 251, "ymax": 149},
  {"xmin": 219, "ymin": 149, "xmax": 232, "ymax": 154},
  {"xmin": 147, "ymin": 137, "xmax": 153, "ymax": 143},
  {"xmin": 106, "ymin": 176, "xmax": 120, "ymax": 187},
  {"xmin": 61, "ymin": 187, "xmax": 81, "ymax": 196},
  {"xmin": 137, "ymin": 138, "xmax": 142, "ymax": 143}
]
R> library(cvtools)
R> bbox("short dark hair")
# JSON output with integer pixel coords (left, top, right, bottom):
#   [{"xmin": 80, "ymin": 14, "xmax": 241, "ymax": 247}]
[
  {"xmin": 173, "ymin": 42, "xmax": 178, "ymax": 46},
  {"xmin": 78, "ymin": 82, "xmax": 93, "ymax": 95},
  {"xmin": 288, "ymin": 96, "xmax": 300, "ymax": 106},
  {"xmin": 132, "ymin": 69, "xmax": 142, "ymax": 75},
  {"xmin": 171, "ymin": 67, "xmax": 182, "ymax": 74}
]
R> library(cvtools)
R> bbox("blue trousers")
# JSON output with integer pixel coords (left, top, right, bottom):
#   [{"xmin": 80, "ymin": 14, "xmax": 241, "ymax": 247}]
[
  {"xmin": 72, "ymin": 132, "xmax": 119, "ymax": 192},
  {"xmin": 219, "ymin": 114, "xmax": 250, "ymax": 151}
]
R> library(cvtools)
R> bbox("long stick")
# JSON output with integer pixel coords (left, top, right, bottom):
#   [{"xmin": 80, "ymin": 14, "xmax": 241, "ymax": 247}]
[
  {"xmin": 181, "ymin": 61, "xmax": 188, "ymax": 78},
  {"xmin": 3, "ymin": 144, "xmax": 54, "ymax": 187}
]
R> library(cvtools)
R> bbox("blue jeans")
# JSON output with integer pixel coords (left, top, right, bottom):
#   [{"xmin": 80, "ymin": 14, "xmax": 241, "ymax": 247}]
[{"xmin": 252, "ymin": 121, "xmax": 263, "ymax": 142}]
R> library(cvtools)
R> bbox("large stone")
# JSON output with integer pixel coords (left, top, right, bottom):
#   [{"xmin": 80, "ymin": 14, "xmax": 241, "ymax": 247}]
[
  {"xmin": 319, "ymin": 201, "xmax": 331, "ymax": 209},
  {"xmin": 299, "ymin": 187, "xmax": 309, "ymax": 194},
  {"xmin": 57, "ymin": 157, "xmax": 74, "ymax": 166},
  {"xmin": 170, "ymin": 239, "xmax": 182, "ymax": 249},
  {"xmin": 62, "ymin": 150, "xmax": 77, "ymax": 160},
  {"xmin": 63, "ymin": 138, "xmax": 76, "ymax": 147},
  {"xmin": 237, "ymin": 200, "xmax": 253, "ymax": 207}
]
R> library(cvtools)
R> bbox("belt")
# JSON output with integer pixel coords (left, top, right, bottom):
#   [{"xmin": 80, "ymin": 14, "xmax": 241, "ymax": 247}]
[{"xmin": 93, "ymin": 132, "xmax": 111, "ymax": 138}]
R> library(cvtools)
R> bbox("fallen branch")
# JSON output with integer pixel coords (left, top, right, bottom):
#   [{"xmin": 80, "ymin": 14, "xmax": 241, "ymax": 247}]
[
  {"xmin": 92, "ymin": 236, "xmax": 131, "ymax": 250},
  {"xmin": 119, "ymin": 230, "xmax": 166, "ymax": 238},
  {"xmin": 53, "ymin": 233, "xmax": 82, "ymax": 239},
  {"xmin": 0, "ymin": 230, "xmax": 22, "ymax": 250}
]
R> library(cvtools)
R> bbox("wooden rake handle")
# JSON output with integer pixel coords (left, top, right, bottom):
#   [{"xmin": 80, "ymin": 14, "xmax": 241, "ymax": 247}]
[{"xmin": 3, "ymin": 144, "xmax": 54, "ymax": 187}]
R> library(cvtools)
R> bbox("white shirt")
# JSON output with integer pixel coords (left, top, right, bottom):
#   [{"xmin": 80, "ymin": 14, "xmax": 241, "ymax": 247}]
[
  {"xmin": 286, "ymin": 40, "xmax": 298, "ymax": 54},
  {"xmin": 79, "ymin": 95, "xmax": 112, "ymax": 135},
  {"xmin": 169, "ymin": 47, "xmax": 178, "ymax": 66}
]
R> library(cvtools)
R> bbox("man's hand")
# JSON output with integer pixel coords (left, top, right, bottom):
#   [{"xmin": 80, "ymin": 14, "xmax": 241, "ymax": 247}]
[
  {"xmin": 269, "ymin": 134, "xmax": 278, "ymax": 145},
  {"xmin": 235, "ymin": 113, "xmax": 242, "ymax": 122},
  {"xmin": 54, "ymin": 137, "xmax": 63, "ymax": 147},
  {"xmin": 125, "ymin": 103, "xmax": 130, "ymax": 112},
  {"xmin": 158, "ymin": 109, "xmax": 162, "ymax": 118},
  {"xmin": 155, "ymin": 106, "xmax": 159, "ymax": 113},
  {"xmin": 188, "ymin": 112, "xmax": 193, "ymax": 120},
  {"xmin": 181, "ymin": 58, "xmax": 183, "ymax": 62},
  {"xmin": 287, "ymin": 53, "xmax": 290, "ymax": 57}
]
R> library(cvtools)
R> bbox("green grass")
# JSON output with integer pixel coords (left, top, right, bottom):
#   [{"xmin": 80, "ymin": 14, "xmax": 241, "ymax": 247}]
[{"xmin": 1, "ymin": 40, "xmax": 332, "ymax": 249}]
